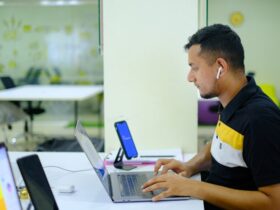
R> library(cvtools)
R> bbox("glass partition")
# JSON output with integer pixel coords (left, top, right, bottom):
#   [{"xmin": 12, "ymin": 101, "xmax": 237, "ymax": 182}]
[{"xmin": 0, "ymin": 0, "xmax": 103, "ymax": 151}]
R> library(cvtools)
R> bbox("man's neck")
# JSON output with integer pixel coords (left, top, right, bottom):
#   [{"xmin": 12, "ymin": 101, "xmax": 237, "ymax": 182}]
[{"xmin": 218, "ymin": 74, "xmax": 248, "ymax": 108}]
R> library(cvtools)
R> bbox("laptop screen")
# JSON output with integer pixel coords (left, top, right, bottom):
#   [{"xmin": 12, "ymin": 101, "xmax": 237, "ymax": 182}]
[
  {"xmin": 74, "ymin": 121, "xmax": 111, "ymax": 196},
  {"xmin": 0, "ymin": 144, "xmax": 22, "ymax": 210}
]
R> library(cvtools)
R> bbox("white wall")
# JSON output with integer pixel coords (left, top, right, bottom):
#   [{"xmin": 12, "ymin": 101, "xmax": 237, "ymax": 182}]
[{"xmin": 103, "ymin": 0, "xmax": 198, "ymax": 153}]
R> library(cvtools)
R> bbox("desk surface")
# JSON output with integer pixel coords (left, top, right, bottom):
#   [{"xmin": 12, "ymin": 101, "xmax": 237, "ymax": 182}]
[
  {"xmin": 0, "ymin": 85, "xmax": 103, "ymax": 101},
  {"xmin": 9, "ymin": 151, "xmax": 204, "ymax": 210}
]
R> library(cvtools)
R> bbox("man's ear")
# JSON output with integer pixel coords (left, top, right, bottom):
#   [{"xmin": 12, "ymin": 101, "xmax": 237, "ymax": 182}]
[{"xmin": 216, "ymin": 57, "xmax": 228, "ymax": 75}]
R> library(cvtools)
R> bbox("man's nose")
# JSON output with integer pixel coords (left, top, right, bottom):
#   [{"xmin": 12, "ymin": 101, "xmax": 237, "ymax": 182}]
[{"xmin": 187, "ymin": 71, "xmax": 194, "ymax": 82}]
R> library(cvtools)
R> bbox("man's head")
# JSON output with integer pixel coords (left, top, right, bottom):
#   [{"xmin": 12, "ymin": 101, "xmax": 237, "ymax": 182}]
[
  {"xmin": 185, "ymin": 24, "xmax": 245, "ymax": 99},
  {"xmin": 185, "ymin": 24, "xmax": 244, "ymax": 70}
]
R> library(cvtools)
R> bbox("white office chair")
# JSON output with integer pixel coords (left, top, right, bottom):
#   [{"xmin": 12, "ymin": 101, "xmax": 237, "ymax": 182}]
[{"xmin": 0, "ymin": 101, "xmax": 29, "ymax": 146}]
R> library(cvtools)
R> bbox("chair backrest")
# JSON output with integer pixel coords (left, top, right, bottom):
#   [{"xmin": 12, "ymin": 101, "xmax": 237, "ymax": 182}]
[
  {"xmin": 0, "ymin": 76, "xmax": 45, "ymax": 117},
  {"xmin": 0, "ymin": 76, "xmax": 16, "ymax": 89},
  {"xmin": 259, "ymin": 83, "xmax": 279, "ymax": 107},
  {"xmin": 0, "ymin": 76, "xmax": 20, "ymax": 107}
]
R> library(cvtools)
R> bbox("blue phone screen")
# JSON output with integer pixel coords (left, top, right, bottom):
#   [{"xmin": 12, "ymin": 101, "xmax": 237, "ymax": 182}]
[{"xmin": 115, "ymin": 121, "xmax": 138, "ymax": 159}]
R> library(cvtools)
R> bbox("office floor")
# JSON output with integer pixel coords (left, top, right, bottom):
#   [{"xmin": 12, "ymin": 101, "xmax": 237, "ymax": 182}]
[{"xmin": 1, "ymin": 112, "xmax": 104, "ymax": 151}]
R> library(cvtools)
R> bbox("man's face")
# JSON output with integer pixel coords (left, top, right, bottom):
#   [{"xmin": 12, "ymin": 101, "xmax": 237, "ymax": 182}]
[{"xmin": 187, "ymin": 44, "xmax": 219, "ymax": 99}]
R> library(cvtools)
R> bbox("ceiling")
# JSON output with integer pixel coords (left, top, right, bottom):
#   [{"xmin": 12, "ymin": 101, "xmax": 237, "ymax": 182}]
[{"xmin": 0, "ymin": 0, "xmax": 98, "ymax": 6}]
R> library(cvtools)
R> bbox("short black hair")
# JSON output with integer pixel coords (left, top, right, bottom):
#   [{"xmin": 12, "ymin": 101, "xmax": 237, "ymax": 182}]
[{"xmin": 185, "ymin": 24, "xmax": 245, "ymax": 71}]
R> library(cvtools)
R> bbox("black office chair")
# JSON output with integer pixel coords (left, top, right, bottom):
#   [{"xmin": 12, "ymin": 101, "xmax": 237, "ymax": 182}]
[{"xmin": 0, "ymin": 76, "xmax": 45, "ymax": 136}]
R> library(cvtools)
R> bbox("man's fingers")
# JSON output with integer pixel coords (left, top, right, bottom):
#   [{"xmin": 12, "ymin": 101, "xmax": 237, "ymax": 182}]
[
  {"xmin": 160, "ymin": 165, "xmax": 171, "ymax": 174},
  {"xmin": 179, "ymin": 171, "xmax": 187, "ymax": 177},
  {"xmin": 160, "ymin": 160, "xmax": 177, "ymax": 174},
  {"xmin": 152, "ymin": 190, "xmax": 171, "ymax": 202},
  {"xmin": 141, "ymin": 175, "xmax": 166, "ymax": 190},
  {"xmin": 153, "ymin": 159, "xmax": 171, "ymax": 175},
  {"xmin": 142, "ymin": 182, "xmax": 165, "ymax": 193},
  {"xmin": 142, "ymin": 181, "xmax": 171, "ymax": 202}
]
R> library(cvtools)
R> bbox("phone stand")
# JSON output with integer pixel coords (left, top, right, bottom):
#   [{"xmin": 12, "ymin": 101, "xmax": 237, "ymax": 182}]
[{"xmin": 113, "ymin": 147, "xmax": 137, "ymax": 171}]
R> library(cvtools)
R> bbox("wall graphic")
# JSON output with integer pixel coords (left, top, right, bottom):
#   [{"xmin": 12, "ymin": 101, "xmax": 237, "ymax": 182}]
[
  {"xmin": 0, "ymin": 4, "xmax": 103, "ymax": 119},
  {"xmin": 0, "ymin": 5, "xmax": 103, "ymax": 85}
]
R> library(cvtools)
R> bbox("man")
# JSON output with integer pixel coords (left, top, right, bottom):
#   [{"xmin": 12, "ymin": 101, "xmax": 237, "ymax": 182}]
[{"xmin": 142, "ymin": 24, "xmax": 280, "ymax": 210}]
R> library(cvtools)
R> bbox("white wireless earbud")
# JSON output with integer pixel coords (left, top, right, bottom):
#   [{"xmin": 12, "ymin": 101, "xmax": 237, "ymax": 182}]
[{"xmin": 216, "ymin": 67, "xmax": 222, "ymax": 79}]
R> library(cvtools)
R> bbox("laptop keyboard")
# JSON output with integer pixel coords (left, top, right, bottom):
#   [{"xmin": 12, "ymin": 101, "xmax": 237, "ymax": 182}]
[{"xmin": 118, "ymin": 174, "xmax": 147, "ymax": 197}]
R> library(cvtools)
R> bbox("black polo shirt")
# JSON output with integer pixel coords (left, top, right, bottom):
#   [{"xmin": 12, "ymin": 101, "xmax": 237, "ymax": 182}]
[{"xmin": 205, "ymin": 76, "xmax": 280, "ymax": 210}]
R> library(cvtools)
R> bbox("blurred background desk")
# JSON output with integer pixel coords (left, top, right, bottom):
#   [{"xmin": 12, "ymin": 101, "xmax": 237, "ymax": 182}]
[
  {"xmin": 9, "ymin": 151, "xmax": 204, "ymax": 210},
  {"xmin": 0, "ymin": 85, "xmax": 103, "ymax": 123},
  {"xmin": 0, "ymin": 85, "xmax": 104, "ymax": 150}
]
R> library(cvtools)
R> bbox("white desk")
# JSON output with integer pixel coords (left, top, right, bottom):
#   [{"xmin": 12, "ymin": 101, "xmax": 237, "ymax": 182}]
[
  {"xmin": 9, "ymin": 151, "xmax": 204, "ymax": 210},
  {"xmin": 0, "ymin": 85, "xmax": 103, "ymax": 123}
]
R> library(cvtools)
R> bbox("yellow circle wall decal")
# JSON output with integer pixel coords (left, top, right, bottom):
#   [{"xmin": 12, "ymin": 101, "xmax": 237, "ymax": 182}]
[{"xmin": 230, "ymin": 11, "xmax": 244, "ymax": 27}]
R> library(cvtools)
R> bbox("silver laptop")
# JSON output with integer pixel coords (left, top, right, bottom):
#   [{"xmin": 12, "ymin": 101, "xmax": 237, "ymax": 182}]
[
  {"xmin": 0, "ymin": 143, "xmax": 22, "ymax": 210},
  {"xmin": 74, "ymin": 120, "xmax": 190, "ymax": 202}
]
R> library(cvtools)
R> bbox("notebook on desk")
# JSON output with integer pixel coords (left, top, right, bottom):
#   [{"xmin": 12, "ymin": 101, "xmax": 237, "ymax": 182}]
[
  {"xmin": 74, "ymin": 120, "xmax": 190, "ymax": 202},
  {"xmin": 104, "ymin": 148, "xmax": 183, "ymax": 166},
  {"xmin": 0, "ymin": 143, "xmax": 22, "ymax": 210}
]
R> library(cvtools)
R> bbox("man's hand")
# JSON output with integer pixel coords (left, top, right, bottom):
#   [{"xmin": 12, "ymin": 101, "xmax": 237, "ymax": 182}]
[
  {"xmin": 141, "ymin": 173, "xmax": 195, "ymax": 201},
  {"xmin": 153, "ymin": 159, "xmax": 194, "ymax": 177},
  {"xmin": 142, "ymin": 174, "xmax": 280, "ymax": 210},
  {"xmin": 154, "ymin": 143, "xmax": 213, "ymax": 177}
]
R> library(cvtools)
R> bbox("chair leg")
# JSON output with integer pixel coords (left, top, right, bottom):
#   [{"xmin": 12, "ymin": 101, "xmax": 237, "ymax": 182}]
[
  {"xmin": 24, "ymin": 120, "xmax": 29, "ymax": 142},
  {"xmin": 1, "ymin": 125, "xmax": 9, "ymax": 144},
  {"xmin": 8, "ymin": 124, "xmax": 12, "ymax": 130}
]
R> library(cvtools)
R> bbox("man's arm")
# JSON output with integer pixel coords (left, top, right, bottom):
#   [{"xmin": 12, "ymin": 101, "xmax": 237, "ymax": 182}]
[
  {"xmin": 142, "ymin": 174, "xmax": 280, "ymax": 210},
  {"xmin": 193, "ymin": 181, "xmax": 280, "ymax": 210},
  {"xmin": 182, "ymin": 141, "xmax": 212, "ymax": 176},
  {"xmin": 193, "ymin": 182, "xmax": 280, "ymax": 210}
]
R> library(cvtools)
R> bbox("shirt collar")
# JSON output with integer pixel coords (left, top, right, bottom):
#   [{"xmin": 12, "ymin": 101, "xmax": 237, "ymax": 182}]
[{"xmin": 220, "ymin": 76, "xmax": 259, "ymax": 122}]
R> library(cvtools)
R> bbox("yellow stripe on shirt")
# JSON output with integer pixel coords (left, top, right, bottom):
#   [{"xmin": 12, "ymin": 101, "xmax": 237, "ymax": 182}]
[{"xmin": 215, "ymin": 121, "xmax": 244, "ymax": 150}]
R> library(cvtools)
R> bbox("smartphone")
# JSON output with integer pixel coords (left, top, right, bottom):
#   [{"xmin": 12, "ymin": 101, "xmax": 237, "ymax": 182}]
[
  {"xmin": 114, "ymin": 121, "xmax": 138, "ymax": 159},
  {"xmin": 17, "ymin": 154, "xmax": 59, "ymax": 210}
]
